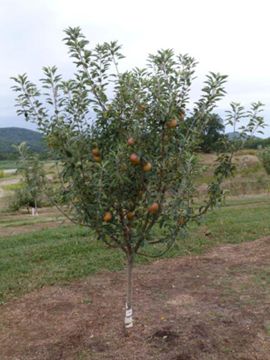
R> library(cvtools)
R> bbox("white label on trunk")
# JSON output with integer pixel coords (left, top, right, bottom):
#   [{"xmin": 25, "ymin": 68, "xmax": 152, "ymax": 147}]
[{"xmin": 125, "ymin": 304, "xmax": 133, "ymax": 328}]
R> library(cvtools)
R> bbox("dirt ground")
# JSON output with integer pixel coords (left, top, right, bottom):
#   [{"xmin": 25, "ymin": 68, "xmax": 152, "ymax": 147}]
[{"xmin": 1, "ymin": 237, "xmax": 270, "ymax": 360}]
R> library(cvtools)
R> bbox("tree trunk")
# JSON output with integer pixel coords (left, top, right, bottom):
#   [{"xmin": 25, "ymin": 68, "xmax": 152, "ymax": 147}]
[
  {"xmin": 125, "ymin": 253, "xmax": 134, "ymax": 329},
  {"xmin": 32, "ymin": 198, "xmax": 38, "ymax": 216}
]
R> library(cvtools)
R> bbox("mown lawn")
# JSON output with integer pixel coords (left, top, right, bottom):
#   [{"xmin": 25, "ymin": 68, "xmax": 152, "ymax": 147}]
[
  {"xmin": 0, "ymin": 160, "xmax": 17, "ymax": 170},
  {"xmin": 0, "ymin": 195, "xmax": 270, "ymax": 304}
]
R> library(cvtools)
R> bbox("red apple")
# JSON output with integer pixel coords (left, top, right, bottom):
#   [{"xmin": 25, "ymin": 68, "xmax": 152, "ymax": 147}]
[
  {"xmin": 130, "ymin": 153, "xmax": 140, "ymax": 165},
  {"xmin": 148, "ymin": 202, "xmax": 159, "ymax": 214}
]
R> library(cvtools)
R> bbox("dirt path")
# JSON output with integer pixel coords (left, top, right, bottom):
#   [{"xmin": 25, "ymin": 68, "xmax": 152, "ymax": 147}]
[
  {"xmin": 0, "ymin": 177, "xmax": 20, "ymax": 186},
  {"xmin": 1, "ymin": 237, "xmax": 270, "ymax": 360}
]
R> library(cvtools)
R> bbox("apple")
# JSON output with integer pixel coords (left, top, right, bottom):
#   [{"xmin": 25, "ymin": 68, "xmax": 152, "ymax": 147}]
[
  {"xmin": 127, "ymin": 211, "xmax": 135, "ymax": 221},
  {"xmin": 178, "ymin": 216, "xmax": 186, "ymax": 226},
  {"xmin": 130, "ymin": 153, "xmax": 140, "ymax": 165},
  {"xmin": 148, "ymin": 202, "xmax": 159, "ymax": 214},
  {"xmin": 166, "ymin": 118, "xmax": 177, "ymax": 128},
  {"xmin": 143, "ymin": 162, "xmax": 152, "ymax": 172},
  {"xmin": 103, "ymin": 211, "xmax": 112, "ymax": 222},
  {"xmin": 127, "ymin": 137, "xmax": 135, "ymax": 146},
  {"xmin": 92, "ymin": 147, "xmax": 100, "ymax": 156},
  {"xmin": 93, "ymin": 155, "xmax": 101, "ymax": 162}
]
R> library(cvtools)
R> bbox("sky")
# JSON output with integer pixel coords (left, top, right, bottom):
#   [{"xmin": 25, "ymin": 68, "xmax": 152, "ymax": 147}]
[{"xmin": 0, "ymin": 0, "xmax": 270, "ymax": 135}]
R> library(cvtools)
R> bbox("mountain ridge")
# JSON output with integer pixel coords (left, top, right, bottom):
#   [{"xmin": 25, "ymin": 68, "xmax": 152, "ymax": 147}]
[{"xmin": 0, "ymin": 127, "xmax": 45, "ymax": 157}]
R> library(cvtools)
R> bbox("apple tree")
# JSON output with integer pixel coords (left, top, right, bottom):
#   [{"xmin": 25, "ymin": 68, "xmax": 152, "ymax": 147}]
[
  {"xmin": 12, "ymin": 142, "xmax": 45, "ymax": 215},
  {"xmin": 12, "ymin": 27, "xmax": 264, "ymax": 329}
]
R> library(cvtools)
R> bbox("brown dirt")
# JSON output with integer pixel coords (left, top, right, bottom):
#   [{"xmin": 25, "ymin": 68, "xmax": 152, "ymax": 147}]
[{"xmin": 1, "ymin": 237, "xmax": 270, "ymax": 359}]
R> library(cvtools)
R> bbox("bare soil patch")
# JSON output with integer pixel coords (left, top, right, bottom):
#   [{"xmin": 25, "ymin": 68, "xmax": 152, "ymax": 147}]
[{"xmin": 1, "ymin": 237, "xmax": 270, "ymax": 359}]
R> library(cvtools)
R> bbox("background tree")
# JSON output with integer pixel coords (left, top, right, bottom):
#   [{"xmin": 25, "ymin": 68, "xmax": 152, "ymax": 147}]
[
  {"xmin": 13, "ymin": 142, "xmax": 45, "ymax": 215},
  {"xmin": 11, "ymin": 27, "xmax": 264, "ymax": 330},
  {"xmin": 259, "ymin": 147, "xmax": 270, "ymax": 175},
  {"xmin": 199, "ymin": 113, "xmax": 225, "ymax": 153},
  {"xmin": 184, "ymin": 113, "xmax": 225, "ymax": 153}
]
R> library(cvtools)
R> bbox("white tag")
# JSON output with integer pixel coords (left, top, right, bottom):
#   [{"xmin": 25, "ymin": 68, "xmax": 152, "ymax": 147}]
[
  {"xmin": 125, "ymin": 304, "xmax": 133, "ymax": 328},
  {"xmin": 125, "ymin": 320, "xmax": 133, "ymax": 328},
  {"xmin": 124, "ymin": 316, "xmax": 133, "ymax": 327}
]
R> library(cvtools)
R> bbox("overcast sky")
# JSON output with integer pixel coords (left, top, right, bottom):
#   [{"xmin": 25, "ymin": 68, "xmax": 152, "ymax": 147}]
[{"xmin": 1, "ymin": 0, "xmax": 270, "ymax": 135}]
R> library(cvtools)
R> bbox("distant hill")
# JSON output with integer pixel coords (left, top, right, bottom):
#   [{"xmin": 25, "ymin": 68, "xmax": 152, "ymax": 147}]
[
  {"xmin": 226, "ymin": 131, "xmax": 270, "ymax": 149},
  {"xmin": 0, "ymin": 127, "xmax": 45, "ymax": 156},
  {"xmin": 226, "ymin": 131, "xmax": 253, "ymax": 140}
]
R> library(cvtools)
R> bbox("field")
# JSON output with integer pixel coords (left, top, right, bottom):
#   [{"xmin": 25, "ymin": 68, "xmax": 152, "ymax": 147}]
[
  {"xmin": 0, "ymin": 160, "xmax": 17, "ymax": 170},
  {"xmin": 0, "ymin": 154, "xmax": 270, "ymax": 359}
]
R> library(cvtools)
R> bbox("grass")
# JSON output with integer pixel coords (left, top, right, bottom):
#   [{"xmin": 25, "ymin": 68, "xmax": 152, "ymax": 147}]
[
  {"xmin": 0, "ymin": 216, "xmax": 64, "ymax": 227},
  {"xmin": 197, "ymin": 151, "xmax": 270, "ymax": 195},
  {"xmin": 0, "ymin": 226, "xmax": 126, "ymax": 303},
  {"xmin": 2, "ymin": 183, "xmax": 22, "ymax": 191},
  {"xmin": 0, "ymin": 195, "xmax": 270, "ymax": 304},
  {"xmin": 192, "ymin": 196, "xmax": 270, "ymax": 245},
  {"xmin": 0, "ymin": 160, "xmax": 17, "ymax": 170}
]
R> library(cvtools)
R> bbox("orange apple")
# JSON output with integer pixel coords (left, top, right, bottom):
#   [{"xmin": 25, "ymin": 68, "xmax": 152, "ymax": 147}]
[
  {"xmin": 148, "ymin": 202, "xmax": 159, "ymax": 214},
  {"xmin": 130, "ymin": 153, "xmax": 140, "ymax": 165},
  {"xmin": 92, "ymin": 147, "xmax": 100, "ymax": 156},
  {"xmin": 93, "ymin": 155, "xmax": 101, "ymax": 162},
  {"xmin": 143, "ymin": 162, "xmax": 152, "ymax": 172},
  {"xmin": 103, "ymin": 211, "xmax": 112, "ymax": 222},
  {"xmin": 166, "ymin": 118, "xmax": 177, "ymax": 128},
  {"xmin": 126, "ymin": 211, "xmax": 135, "ymax": 221}
]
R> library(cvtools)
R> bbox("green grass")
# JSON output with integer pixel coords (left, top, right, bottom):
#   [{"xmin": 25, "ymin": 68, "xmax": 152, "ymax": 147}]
[
  {"xmin": 0, "ymin": 226, "xmax": 126, "ymax": 303},
  {"xmin": 2, "ymin": 183, "xmax": 22, "ymax": 191},
  {"xmin": 196, "ymin": 151, "xmax": 270, "ymax": 196},
  {"xmin": 0, "ymin": 195, "xmax": 270, "ymax": 304},
  {"xmin": 0, "ymin": 160, "xmax": 17, "ymax": 170},
  {"xmin": 189, "ymin": 197, "xmax": 270, "ymax": 246},
  {"xmin": 0, "ymin": 216, "xmax": 64, "ymax": 227}
]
